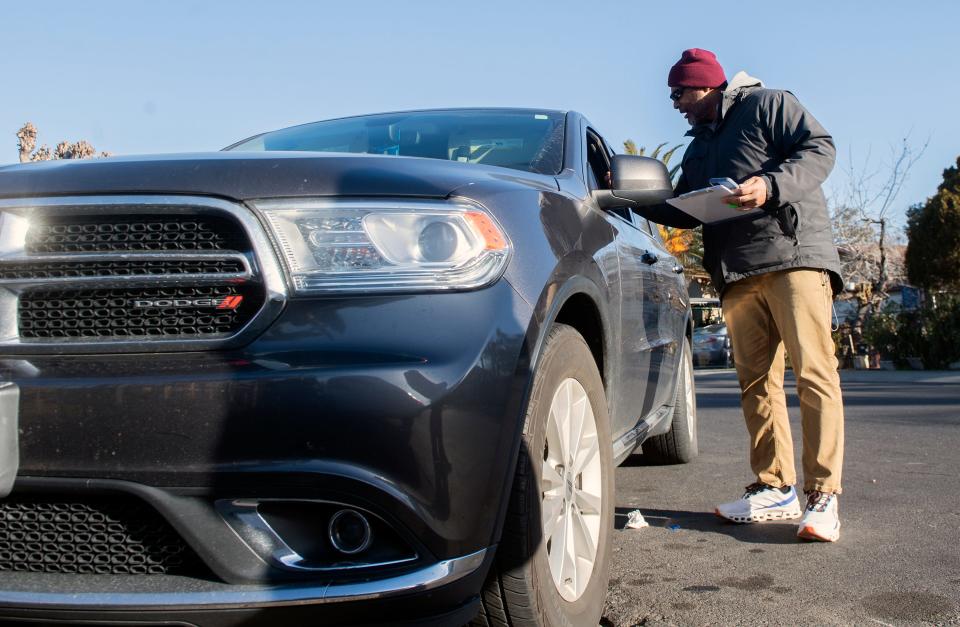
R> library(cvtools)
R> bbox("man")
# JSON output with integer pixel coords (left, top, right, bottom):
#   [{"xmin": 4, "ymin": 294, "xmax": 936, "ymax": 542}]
[{"xmin": 636, "ymin": 48, "xmax": 845, "ymax": 542}]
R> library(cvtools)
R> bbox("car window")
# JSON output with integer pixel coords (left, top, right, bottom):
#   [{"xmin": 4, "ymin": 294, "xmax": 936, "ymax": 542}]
[
  {"xmin": 227, "ymin": 110, "xmax": 566, "ymax": 175},
  {"xmin": 628, "ymin": 209, "xmax": 655, "ymax": 237},
  {"xmin": 584, "ymin": 130, "xmax": 611, "ymax": 191}
]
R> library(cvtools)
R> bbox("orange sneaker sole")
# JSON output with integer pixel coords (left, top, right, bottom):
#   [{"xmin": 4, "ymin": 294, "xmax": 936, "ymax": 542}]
[{"xmin": 797, "ymin": 524, "xmax": 839, "ymax": 542}]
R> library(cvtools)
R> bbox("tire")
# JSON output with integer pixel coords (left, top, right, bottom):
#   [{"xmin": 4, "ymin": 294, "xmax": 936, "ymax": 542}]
[
  {"xmin": 644, "ymin": 337, "xmax": 698, "ymax": 464},
  {"xmin": 473, "ymin": 324, "xmax": 613, "ymax": 627}
]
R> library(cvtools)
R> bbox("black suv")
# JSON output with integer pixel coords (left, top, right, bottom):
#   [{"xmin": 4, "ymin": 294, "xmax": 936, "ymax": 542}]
[{"xmin": 0, "ymin": 109, "xmax": 696, "ymax": 626}]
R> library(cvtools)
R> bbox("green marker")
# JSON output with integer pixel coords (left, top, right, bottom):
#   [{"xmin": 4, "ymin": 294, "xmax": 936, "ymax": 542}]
[{"xmin": 728, "ymin": 203, "xmax": 739, "ymax": 209}]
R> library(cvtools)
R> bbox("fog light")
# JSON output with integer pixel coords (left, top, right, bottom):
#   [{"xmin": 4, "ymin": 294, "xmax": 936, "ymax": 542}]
[{"xmin": 328, "ymin": 509, "xmax": 372, "ymax": 555}]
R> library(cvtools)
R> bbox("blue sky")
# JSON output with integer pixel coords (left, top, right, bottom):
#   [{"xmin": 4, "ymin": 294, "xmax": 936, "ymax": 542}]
[{"xmin": 2, "ymin": 0, "xmax": 957, "ymax": 225}]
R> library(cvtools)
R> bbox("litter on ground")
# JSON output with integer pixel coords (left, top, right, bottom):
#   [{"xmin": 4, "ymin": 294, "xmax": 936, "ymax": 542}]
[{"xmin": 625, "ymin": 510, "xmax": 649, "ymax": 529}]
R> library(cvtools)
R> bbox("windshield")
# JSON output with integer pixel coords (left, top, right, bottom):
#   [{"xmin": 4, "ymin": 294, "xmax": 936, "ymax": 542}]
[{"xmin": 227, "ymin": 109, "xmax": 565, "ymax": 175}]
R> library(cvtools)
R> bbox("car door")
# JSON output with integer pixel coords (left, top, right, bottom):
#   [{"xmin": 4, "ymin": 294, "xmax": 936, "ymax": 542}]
[
  {"xmin": 582, "ymin": 127, "xmax": 658, "ymax": 440},
  {"xmin": 628, "ymin": 210, "xmax": 688, "ymax": 413}
]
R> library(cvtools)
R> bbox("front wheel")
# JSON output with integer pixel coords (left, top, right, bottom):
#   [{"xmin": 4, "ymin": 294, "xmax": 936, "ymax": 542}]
[{"xmin": 473, "ymin": 323, "xmax": 613, "ymax": 627}]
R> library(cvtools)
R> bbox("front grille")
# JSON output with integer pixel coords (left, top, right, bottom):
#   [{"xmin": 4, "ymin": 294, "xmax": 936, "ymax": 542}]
[
  {"xmin": 19, "ymin": 285, "xmax": 262, "ymax": 339},
  {"xmin": 0, "ymin": 496, "xmax": 209, "ymax": 576},
  {"xmin": 0, "ymin": 198, "xmax": 283, "ymax": 351},
  {"xmin": 1, "ymin": 258, "xmax": 245, "ymax": 280},
  {"xmin": 26, "ymin": 214, "xmax": 249, "ymax": 254}
]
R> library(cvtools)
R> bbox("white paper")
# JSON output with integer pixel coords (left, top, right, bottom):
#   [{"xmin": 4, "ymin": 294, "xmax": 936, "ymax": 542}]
[
  {"xmin": 625, "ymin": 510, "xmax": 649, "ymax": 529},
  {"xmin": 666, "ymin": 184, "xmax": 762, "ymax": 224}
]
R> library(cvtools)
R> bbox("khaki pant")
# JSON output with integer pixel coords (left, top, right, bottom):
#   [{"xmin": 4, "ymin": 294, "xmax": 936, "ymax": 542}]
[{"xmin": 722, "ymin": 268, "xmax": 844, "ymax": 494}]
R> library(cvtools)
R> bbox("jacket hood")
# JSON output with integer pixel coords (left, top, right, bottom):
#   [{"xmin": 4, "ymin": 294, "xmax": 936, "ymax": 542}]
[
  {"xmin": 721, "ymin": 71, "xmax": 765, "ymax": 118},
  {"xmin": 0, "ymin": 152, "xmax": 556, "ymax": 201},
  {"xmin": 725, "ymin": 71, "xmax": 764, "ymax": 93},
  {"xmin": 685, "ymin": 71, "xmax": 766, "ymax": 138}
]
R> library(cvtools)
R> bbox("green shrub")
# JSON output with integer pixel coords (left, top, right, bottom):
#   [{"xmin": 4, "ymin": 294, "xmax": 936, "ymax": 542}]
[{"xmin": 863, "ymin": 294, "xmax": 960, "ymax": 369}]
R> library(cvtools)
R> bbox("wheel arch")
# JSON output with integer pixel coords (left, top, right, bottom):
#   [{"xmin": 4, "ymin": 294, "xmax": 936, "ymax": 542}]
[
  {"xmin": 529, "ymin": 275, "xmax": 611, "ymax": 391},
  {"xmin": 554, "ymin": 293, "xmax": 606, "ymax": 387}
]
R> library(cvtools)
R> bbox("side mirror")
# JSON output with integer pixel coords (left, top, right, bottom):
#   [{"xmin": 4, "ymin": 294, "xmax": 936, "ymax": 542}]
[{"xmin": 593, "ymin": 155, "xmax": 674, "ymax": 209}]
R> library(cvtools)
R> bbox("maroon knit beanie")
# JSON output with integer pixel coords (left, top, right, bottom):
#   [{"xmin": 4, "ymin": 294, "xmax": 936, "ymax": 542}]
[{"xmin": 668, "ymin": 48, "xmax": 726, "ymax": 88}]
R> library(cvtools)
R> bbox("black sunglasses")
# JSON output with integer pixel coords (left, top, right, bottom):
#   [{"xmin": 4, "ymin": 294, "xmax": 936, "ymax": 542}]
[{"xmin": 669, "ymin": 87, "xmax": 687, "ymax": 102}]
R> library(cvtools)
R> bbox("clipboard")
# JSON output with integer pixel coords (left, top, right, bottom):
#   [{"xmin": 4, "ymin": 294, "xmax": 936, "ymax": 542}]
[{"xmin": 666, "ymin": 181, "xmax": 762, "ymax": 224}]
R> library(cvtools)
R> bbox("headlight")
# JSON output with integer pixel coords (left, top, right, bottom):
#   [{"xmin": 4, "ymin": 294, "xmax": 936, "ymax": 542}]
[{"xmin": 251, "ymin": 198, "xmax": 510, "ymax": 294}]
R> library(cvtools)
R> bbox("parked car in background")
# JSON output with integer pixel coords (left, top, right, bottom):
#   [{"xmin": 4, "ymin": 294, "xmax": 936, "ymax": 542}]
[
  {"xmin": 692, "ymin": 322, "xmax": 733, "ymax": 368},
  {"xmin": 0, "ymin": 108, "xmax": 697, "ymax": 626},
  {"xmin": 690, "ymin": 297, "xmax": 723, "ymax": 328}
]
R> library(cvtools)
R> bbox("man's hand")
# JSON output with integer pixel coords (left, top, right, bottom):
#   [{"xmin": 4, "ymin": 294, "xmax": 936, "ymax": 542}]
[{"xmin": 721, "ymin": 176, "xmax": 768, "ymax": 210}]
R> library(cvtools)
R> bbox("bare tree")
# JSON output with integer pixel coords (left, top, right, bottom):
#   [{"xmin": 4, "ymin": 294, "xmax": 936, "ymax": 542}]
[
  {"xmin": 832, "ymin": 136, "xmax": 928, "ymax": 297},
  {"xmin": 16, "ymin": 122, "xmax": 39, "ymax": 163},
  {"xmin": 54, "ymin": 140, "xmax": 97, "ymax": 160},
  {"xmin": 16, "ymin": 122, "xmax": 109, "ymax": 162},
  {"xmin": 831, "ymin": 203, "xmax": 880, "ymax": 285}
]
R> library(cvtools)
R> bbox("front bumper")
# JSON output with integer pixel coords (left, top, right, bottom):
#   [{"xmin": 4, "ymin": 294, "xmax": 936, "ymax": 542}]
[
  {"xmin": 0, "ymin": 545, "xmax": 489, "ymax": 626},
  {"xmin": 0, "ymin": 280, "xmax": 533, "ymax": 622}
]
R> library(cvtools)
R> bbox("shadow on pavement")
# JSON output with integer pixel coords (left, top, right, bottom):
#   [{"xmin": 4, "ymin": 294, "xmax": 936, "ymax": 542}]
[
  {"xmin": 614, "ymin": 507, "xmax": 799, "ymax": 545},
  {"xmin": 617, "ymin": 453, "xmax": 679, "ymax": 467}
]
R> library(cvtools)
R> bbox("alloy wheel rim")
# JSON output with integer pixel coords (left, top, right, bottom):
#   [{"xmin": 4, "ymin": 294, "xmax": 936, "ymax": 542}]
[{"xmin": 541, "ymin": 377, "xmax": 602, "ymax": 602}]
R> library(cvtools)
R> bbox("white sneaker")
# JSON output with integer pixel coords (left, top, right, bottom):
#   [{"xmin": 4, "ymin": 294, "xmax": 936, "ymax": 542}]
[
  {"xmin": 715, "ymin": 483, "xmax": 802, "ymax": 523},
  {"xmin": 797, "ymin": 491, "xmax": 841, "ymax": 542}
]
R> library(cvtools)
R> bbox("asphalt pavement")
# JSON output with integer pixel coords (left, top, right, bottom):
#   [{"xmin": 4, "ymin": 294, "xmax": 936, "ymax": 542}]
[{"xmin": 602, "ymin": 369, "xmax": 960, "ymax": 626}]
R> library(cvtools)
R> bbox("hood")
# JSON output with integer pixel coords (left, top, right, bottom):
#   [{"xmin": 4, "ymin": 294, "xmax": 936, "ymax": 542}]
[
  {"xmin": 0, "ymin": 151, "xmax": 556, "ymax": 201},
  {"xmin": 720, "ymin": 71, "xmax": 765, "ymax": 119}
]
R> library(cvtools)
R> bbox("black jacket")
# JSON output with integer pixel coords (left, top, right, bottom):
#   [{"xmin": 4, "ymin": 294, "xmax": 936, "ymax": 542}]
[{"xmin": 638, "ymin": 72, "xmax": 843, "ymax": 295}]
